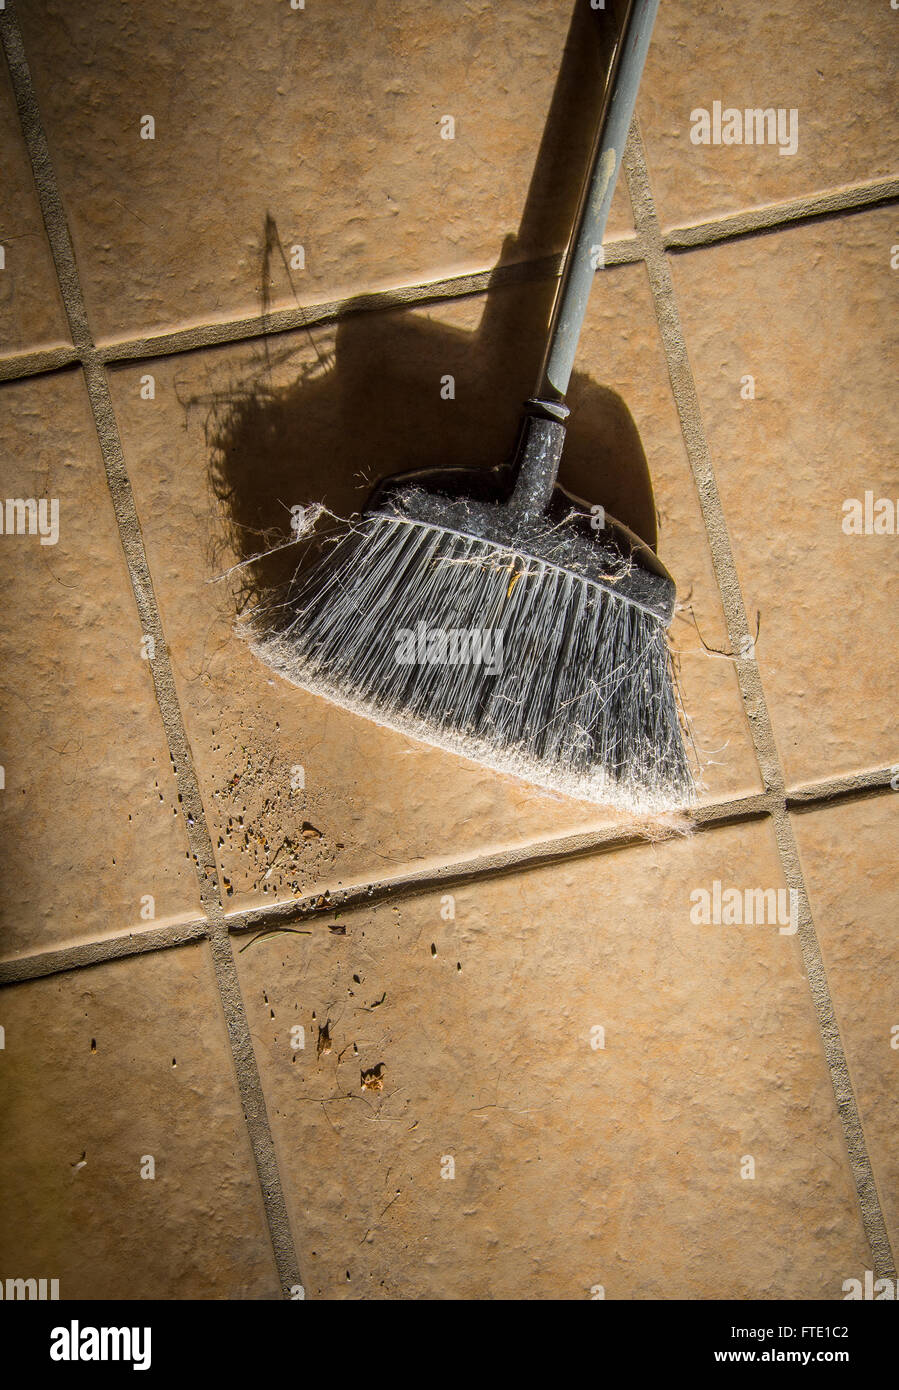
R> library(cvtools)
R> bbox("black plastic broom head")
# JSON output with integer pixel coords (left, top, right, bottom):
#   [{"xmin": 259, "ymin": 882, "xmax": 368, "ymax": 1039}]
[{"xmin": 252, "ymin": 415, "xmax": 694, "ymax": 813}]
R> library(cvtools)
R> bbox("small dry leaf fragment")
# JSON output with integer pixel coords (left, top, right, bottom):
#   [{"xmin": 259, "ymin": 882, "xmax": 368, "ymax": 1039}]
[{"xmin": 361, "ymin": 1064, "xmax": 385, "ymax": 1092}]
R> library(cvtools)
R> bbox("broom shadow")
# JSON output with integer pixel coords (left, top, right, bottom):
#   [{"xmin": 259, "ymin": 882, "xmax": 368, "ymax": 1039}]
[{"xmin": 204, "ymin": 0, "xmax": 660, "ymax": 615}]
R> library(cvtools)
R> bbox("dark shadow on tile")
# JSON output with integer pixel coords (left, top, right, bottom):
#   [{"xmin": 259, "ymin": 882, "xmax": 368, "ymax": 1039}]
[{"xmin": 200, "ymin": 0, "xmax": 659, "ymax": 607}]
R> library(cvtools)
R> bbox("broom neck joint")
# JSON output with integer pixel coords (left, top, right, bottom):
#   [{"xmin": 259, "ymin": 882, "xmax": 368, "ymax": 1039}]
[{"xmin": 508, "ymin": 406, "xmax": 567, "ymax": 522}]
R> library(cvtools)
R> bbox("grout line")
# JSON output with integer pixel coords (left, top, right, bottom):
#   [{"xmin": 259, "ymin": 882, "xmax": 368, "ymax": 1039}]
[
  {"xmin": 225, "ymin": 793, "xmax": 775, "ymax": 936},
  {"xmin": 768, "ymin": 799, "xmax": 896, "ymax": 1277},
  {"xmin": 787, "ymin": 766, "xmax": 897, "ymax": 809},
  {"xmin": 0, "ymin": 343, "xmax": 79, "ymax": 381},
  {"xmin": 207, "ymin": 925, "xmax": 303, "ymax": 1297},
  {"xmin": 1, "ymin": 175, "xmax": 893, "ymax": 386},
  {"xmin": 0, "ymin": 14, "xmax": 220, "ymax": 915},
  {"xmin": 0, "ymin": 3, "xmax": 302, "ymax": 1300},
  {"xmin": 0, "ymin": 241, "xmax": 641, "ymax": 383},
  {"xmin": 3, "ymin": 767, "xmax": 893, "ymax": 984},
  {"xmin": 98, "ymin": 238, "xmax": 644, "ymax": 366},
  {"xmin": 0, "ymin": 920, "xmax": 209, "ymax": 985},
  {"xmin": 624, "ymin": 117, "xmax": 896, "ymax": 1279},
  {"xmin": 663, "ymin": 177, "xmax": 899, "ymax": 251},
  {"xmin": 96, "ymin": 255, "xmax": 563, "ymax": 364},
  {"xmin": 97, "ymin": 760, "xmax": 899, "ymax": 938}
]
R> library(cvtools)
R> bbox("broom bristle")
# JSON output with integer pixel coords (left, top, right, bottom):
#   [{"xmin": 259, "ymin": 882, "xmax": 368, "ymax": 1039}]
[{"xmin": 251, "ymin": 513, "xmax": 694, "ymax": 813}]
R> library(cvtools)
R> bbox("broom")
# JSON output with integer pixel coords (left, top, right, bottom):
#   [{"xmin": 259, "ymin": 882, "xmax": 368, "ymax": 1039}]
[{"xmin": 252, "ymin": 0, "xmax": 694, "ymax": 813}]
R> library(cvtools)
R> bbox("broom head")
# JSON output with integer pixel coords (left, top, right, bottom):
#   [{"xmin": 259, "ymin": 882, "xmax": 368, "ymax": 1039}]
[{"xmin": 251, "ymin": 417, "xmax": 694, "ymax": 813}]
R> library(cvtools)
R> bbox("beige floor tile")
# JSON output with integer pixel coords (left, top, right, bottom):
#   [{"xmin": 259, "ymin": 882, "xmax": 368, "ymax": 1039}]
[
  {"xmin": 670, "ymin": 208, "xmax": 898, "ymax": 787},
  {"xmin": 235, "ymin": 819, "xmax": 869, "ymax": 1299},
  {"xmin": 0, "ymin": 370, "xmax": 200, "ymax": 959},
  {"xmin": 0, "ymin": 63, "xmax": 69, "ymax": 357},
  {"xmin": 639, "ymin": 0, "xmax": 898, "ymax": 228},
  {"xmin": 17, "ymin": 0, "xmax": 632, "ymax": 344},
  {"xmin": 792, "ymin": 795, "xmax": 899, "ymax": 1255},
  {"xmin": 107, "ymin": 266, "xmax": 758, "ymax": 912},
  {"xmin": 0, "ymin": 942, "xmax": 280, "ymax": 1299}
]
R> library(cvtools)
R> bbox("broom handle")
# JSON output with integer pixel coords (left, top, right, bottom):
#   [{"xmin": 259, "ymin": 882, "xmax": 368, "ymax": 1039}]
[{"xmin": 533, "ymin": 0, "xmax": 659, "ymax": 414}]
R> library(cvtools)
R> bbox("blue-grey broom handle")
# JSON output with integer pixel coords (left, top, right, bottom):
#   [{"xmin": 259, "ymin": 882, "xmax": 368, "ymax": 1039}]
[{"xmin": 534, "ymin": 0, "xmax": 659, "ymax": 410}]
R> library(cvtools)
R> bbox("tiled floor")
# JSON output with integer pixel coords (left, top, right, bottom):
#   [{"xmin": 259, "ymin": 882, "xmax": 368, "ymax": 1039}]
[
  {"xmin": 639, "ymin": 0, "xmax": 898, "ymax": 226},
  {"xmin": 0, "ymin": 945, "xmax": 280, "ymax": 1299},
  {"xmin": 0, "ymin": 0, "xmax": 896, "ymax": 1299},
  {"xmin": 670, "ymin": 206, "xmax": 898, "ymax": 788},
  {"xmin": 0, "ymin": 370, "xmax": 200, "ymax": 956},
  {"xmin": 15, "ymin": 0, "xmax": 632, "ymax": 343},
  {"xmin": 0, "ymin": 63, "xmax": 69, "ymax": 355},
  {"xmin": 235, "ymin": 822, "xmax": 871, "ymax": 1300}
]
